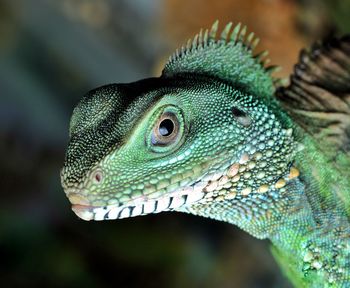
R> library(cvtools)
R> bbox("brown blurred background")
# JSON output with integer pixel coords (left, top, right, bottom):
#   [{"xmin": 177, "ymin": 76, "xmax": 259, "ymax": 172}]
[{"xmin": 0, "ymin": 0, "xmax": 349, "ymax": 287}]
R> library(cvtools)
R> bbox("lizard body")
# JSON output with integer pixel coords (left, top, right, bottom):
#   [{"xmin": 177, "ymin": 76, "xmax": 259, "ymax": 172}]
[{"xmin": 61, "ymin": 22, "xmax": 350, "ymax": 287}]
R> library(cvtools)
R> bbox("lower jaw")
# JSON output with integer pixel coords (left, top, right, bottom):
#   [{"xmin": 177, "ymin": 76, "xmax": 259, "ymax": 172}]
[
  {"xmin": 71, "ymin": 183, "xmax": 207, "ymax": 221},
  {"xmin": 69, "ymin": 155, "xmax": 235, "ymax": 221}
]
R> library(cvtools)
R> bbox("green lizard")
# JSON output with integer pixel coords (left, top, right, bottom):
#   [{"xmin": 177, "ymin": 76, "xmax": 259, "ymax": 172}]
[{"xmin": 60, "ymin": 21, "xmax": 350, "ymax": 287}]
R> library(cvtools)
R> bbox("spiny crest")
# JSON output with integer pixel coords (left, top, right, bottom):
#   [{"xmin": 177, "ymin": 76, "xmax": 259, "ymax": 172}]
[
  {"xmin": 171, "ymin": 21, "xmax": 266, "ymax": 65},
  {"xmin": 162, "ymin": 21, "xmax": 279, "ymax": 100}
]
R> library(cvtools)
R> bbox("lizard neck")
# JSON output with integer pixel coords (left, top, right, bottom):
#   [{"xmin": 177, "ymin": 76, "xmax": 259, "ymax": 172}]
[
  {"xmin": 183, "ymin": 156, "xmax": 350, "ymax": 286},
  {"xmin": 268, "ymin": 167, "xmax": 350, "ymax": 287}
]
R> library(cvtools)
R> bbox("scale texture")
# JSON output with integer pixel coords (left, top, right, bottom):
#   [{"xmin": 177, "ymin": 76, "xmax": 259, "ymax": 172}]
[{"xmin": 61, "ymin": 22, "xmax": 350, "ymax": 287}]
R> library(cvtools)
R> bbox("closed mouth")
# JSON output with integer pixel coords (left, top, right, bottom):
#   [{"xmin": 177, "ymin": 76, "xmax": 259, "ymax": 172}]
[
  {"xmin": 70, "ymin": 182, "xmax": 207, "ymax": 221},
  {"xmin": 67, "ymin": 159, "xmax": 233, "ymax": 221}
]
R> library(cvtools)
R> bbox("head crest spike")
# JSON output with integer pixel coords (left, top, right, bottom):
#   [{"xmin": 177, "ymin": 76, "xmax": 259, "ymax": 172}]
[
  {"xmin": 266, "ymin": 65, "xmax": 281, "ymax": 75},
  {"xmin": 238, "ymin": 25, "xmax": 247, "ymax": 42},
  {"xmin": 230, "ymin": 23, "xmax": 241, "ymax": 42},
  {"xmin": 192, "ymin": 33, "xmax": 199, "ymax": 50},
  {"xmin": 198, "ymin": 29, "xmax": 203, "ymax": 47},
  {"xmin": 246, "ymin": 32, "xmax": 255, "ymax": 48},
  {"xmin": 273, "ymin": 77, "xmax": 288, "ymax": 87},
  {"xmin": 163, "ymin": 21, "xmax": 275, "ymax": 100},
  {"xmin": 251, "ymin": 37, "xmax": 260, "ymax": 50},
  {"xmin": 262, "ymin": 58, "xmax": 271, "ymax": 66},
  {"xmin": 220, "ymin": 22, "xmax": 233, "ymax": 42},
  {"xmin": 255, "ymin": 50, "xmax": 269, "ymax": 61},
  {"xmin": 186, "ymin": 39, "xmax": 192, "ymax": 51},
  {"xmin": 203, "ymin": 29, "xmax": 209, "ymax": 45},
  {"xmin": 209, "ymin": 20, "xmax": 219, "ymax": 40}
]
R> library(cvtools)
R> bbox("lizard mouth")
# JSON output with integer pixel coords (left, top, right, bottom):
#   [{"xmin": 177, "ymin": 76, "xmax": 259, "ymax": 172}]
[
  {"xmin": 66, "ymin": 157, "xmax": 234, "ymax": 221},
  {"xmin": 69, "ymin": 182, "xmax": 207, "ymax": 221}
]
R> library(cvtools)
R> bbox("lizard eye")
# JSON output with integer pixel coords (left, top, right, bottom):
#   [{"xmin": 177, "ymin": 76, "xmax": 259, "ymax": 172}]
[
  {"xmin": 147, "ymin": 106, "xmax": 186, "ymax": 153},
  {"xmin": 151, "ymin": 112, "xmax": 180, "ymax": 146}
]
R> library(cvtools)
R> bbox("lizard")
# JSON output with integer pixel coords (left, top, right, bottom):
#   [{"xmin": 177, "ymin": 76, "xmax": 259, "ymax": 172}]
[{"xmin": 60, "ymin": 21, "xmax": 350, "ymax": 287}]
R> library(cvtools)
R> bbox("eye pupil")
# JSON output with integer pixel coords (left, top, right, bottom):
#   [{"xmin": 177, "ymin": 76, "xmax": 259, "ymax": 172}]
[
  {"xmin": 150, "ymin": 110, "xmax": 182, "ymax": 149},
  {"xmin": 159, "ymin": 119, "xmax": 174, "ymax": 136}
]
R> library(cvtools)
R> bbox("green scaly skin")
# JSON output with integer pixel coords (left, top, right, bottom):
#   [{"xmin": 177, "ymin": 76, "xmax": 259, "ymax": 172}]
[{"xmin": 61, "ymin": 22, "xmax": 350, "ymax": 287}]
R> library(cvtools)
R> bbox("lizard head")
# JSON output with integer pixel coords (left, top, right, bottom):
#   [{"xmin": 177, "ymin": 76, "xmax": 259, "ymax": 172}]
[{"xmin": 61, "ymin": 22, "xmax": 298, "ymax": 230}]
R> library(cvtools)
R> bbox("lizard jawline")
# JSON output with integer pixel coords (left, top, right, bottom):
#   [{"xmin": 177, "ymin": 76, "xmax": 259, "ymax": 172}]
[{"xmin": 71, "ymin": 186, "xmax": 206, "ymax": 221}]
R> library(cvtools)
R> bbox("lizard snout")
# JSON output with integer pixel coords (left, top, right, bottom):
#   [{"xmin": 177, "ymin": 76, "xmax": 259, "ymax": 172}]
[
  {"xmin": 66, "ymin": 192, "xmax": 95, "ymax": 221},
  {"xmin": 67, "ymin": 192, "xmax": 91, "ymax": 206}
]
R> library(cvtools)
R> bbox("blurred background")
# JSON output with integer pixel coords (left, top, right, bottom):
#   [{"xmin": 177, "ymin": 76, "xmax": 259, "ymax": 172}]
[{"xmin": 0, "ymin": 0, "xmax": 349, "ymax": 287}]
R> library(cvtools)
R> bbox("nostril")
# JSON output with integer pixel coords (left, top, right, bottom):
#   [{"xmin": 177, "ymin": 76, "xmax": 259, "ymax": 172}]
[
  {"xmin": 67, "ymin": 193, "xmax": 90, "ymax": 206},
  {"xmin": 95, "ymin": 172, "xmax": 102, "ymax": 183},
  {"xmin": 92, "ymin": 170, "xmax": 103, "ymax": 184},
  {"xmin": 231, "ymin": 107, "xmax": 252, "ymax": 127}
]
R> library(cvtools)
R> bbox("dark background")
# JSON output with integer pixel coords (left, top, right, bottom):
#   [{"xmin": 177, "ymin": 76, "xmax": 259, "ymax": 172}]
[{"xmin": 1, "ymin": 0, "xmax": 349, "ymax": 287}]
